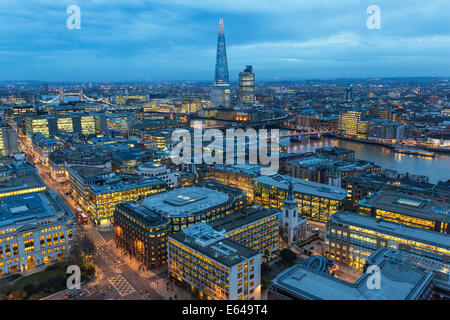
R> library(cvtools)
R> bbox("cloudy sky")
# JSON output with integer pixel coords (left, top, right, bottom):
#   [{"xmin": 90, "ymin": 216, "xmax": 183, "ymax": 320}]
[{"xmin": 0, "ymin": 0, "xmax": 449, "ymax": 81}]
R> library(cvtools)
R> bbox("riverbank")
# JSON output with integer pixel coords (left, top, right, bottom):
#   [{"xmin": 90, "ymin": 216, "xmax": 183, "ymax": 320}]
[{"xmin": 335, "ymin": 135, "xmax": 450, "ymax": 155}]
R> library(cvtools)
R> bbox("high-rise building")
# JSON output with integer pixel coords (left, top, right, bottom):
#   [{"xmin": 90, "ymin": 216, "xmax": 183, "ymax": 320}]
[
  {"xmin": 345, "ymin": 85, "xmax": 354, "ymax": 101},
  {"xmin": 338, "ymin": 110, "xmax": 370, "ymax": 138},
  {"xmin": 0, "ymin": 121, "xmax": 18, "ymax": 156},
  {"xmin": 238, "ymin": 65, "xmax": 255, "ymax": 106},
  {"xmin": 211, "ymin": 19, "xmax": 231, "ymax": 108}
]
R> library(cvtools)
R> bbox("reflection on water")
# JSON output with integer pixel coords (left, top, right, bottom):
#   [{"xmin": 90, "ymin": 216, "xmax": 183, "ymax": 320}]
[{"xmin": 287, "ymin": 138, "xmax": 450, "ymax": 184}]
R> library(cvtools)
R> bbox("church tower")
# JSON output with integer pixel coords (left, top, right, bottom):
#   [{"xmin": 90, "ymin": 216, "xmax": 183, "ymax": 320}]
[{"xmin": 282, "ymin": 179, "xmax": 302, "ymax": 245}]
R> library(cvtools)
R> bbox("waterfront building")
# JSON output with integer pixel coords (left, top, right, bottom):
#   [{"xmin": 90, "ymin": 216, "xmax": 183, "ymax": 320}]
[
  {"xmin": 238, "ymin": 66, "xmax": 255, "ymax": 106},
  {"xmin": 357, "ymin": 190, "xmax": 450, "ymax": 233},
  {"xmin": 315, "ymin": 147, "xmax": 355, "ymax": 161},
  {"xmin": 142, "ymin": 181, "xmax": 247, "ymax": 233},
  {"xmin": 338, "ymin": 110, "xmax": 370, "ymax": 139},
  {"xmin": 325, "ymin": 211, "xmax": 450, "ymax": 271},
  {"xmin": 24, "ymin": 113, "xmax": 96, "ymax": 138},
  {"xmin": 211, "ymin": 19, "xmax": 231, "ymax": 108},
  {"xmin": 269, "ymin": 248, "xmax": 440, "ymax": 300},
  {"xmin": 210, "ymin": 206, "xmax": 279, "ymax": 262},
  {"xmin": 252, "ymin": 174, "xmax": 347, "ymax": 223},
  {"xmin": 87, "ymin": 177, "xmax": 167, "ymax": 225},
  {"xmin": 114, "ymin": 201, "xmax": 169, "ymax": 269},
  {"xmin": 168, "ymin": 223, "xmax": 261, "ymax": 300},
  {"xmin": 0, "ymin": 190, "xmax": 76, "ymax": 275},
  {"xmin": 369, "ymin": 119, "xmax": 405, "ymax": 142}
]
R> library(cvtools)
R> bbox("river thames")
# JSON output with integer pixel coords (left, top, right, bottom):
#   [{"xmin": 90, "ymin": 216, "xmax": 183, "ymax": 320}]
[{"xmin": 287, "ymin": 138, "xmax": 450, "ymax": 184}]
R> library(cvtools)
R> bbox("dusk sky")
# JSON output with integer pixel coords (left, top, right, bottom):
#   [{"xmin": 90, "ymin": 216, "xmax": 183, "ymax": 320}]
[{"xmin": 1, "ymin": 0, "xmax": 449, "ymax": 81}]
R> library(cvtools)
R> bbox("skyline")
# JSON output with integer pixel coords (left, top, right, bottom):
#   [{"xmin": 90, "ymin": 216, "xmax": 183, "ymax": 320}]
[{"xmin": 0, "ymin": 0, "xmax": 449, "ymax": 81}]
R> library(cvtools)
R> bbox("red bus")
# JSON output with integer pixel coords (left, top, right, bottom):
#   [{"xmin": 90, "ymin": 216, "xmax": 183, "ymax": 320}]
[{"xmin": 75, "ymin": 208, "xmax": 88, "ymax": 225}]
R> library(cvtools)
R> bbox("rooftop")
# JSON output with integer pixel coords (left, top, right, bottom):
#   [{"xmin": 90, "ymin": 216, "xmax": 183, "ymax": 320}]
[
  {"xmin": 116, "ymin": 202, "xmax": 168, "ymax": 227},
  {"xmin": 142, "ymin": 187, "xmax": 230, "ymax": 217},
  {"xmin": 210, "ymin": 206, "xmax": 279, "ymax": 233},
  {"xmin": 358, "ymin": 190, "xmax": 450, "ymax": 222},
  {"xmin": 253, "ymin": 174, "xmax": 348, "ymax": 200},
  {"xmin": 170, "ymin": 223, "xmax": 260, "ymax": 268},
  {"xmin": 89, "ymin": 177, "xmax": 166, "ymax": 195},
  {"xmin": 329, "ymin": 211, "xmax": 450, "ymax": 250},
  {"xmin": 271, "ymin": 257, "xmax": 433, "ymax": 300},
  {"xmin": 0, "ymin": 190, "xmax": 73, "ymax": 228},
  {"xmin": 0, "ymin": 172, "xmax": 46, "ymax": 196}
]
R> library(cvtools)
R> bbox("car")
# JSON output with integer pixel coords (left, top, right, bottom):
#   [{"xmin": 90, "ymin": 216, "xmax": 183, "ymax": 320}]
[{"xmin": 312, "ymin": 227, "xmax": 320, "ymax": 232}]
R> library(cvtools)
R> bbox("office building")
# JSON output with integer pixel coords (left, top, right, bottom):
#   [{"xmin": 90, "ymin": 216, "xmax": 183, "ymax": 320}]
[
  {"xmin": 142, "ymin": 181, "xmax": 247, "ymax": 233},
  {"xmin": 114, "ymin": 202, "xmax": 169, "ymax": 269},
  {"xmin": 238, "ymin": 66, "xmax": 255, "ymax": 106},
  {"xmin": 0, "ymin": 121, "xmax": 18, "ymax": 156},
  {"xmin": 338, "ymin": 110, "xmax": 370, "ymax": 139},
  {"xmin": 357, "ymin": 190, "xmax": 450, "ymax": 233},
  {"xmin": 0, "ymin": 190, "xmax": 76, "ymax": 275},
  {"xmin": 135, "ymin": 162, "xmax": 177, "ymax": 188},
  {"xmin": 369, "ymin": 119, "xmax": 405, "ymax": 141},
  {"xmin": 325, "ymin": 211, "xmax": 450, "ymax": 271},
  {"xmin": 24, "ymin": 114, "xmax": 96, "ymax": 138},
  {"xmin": 169, "ymin": 223, "xmax": 261, "ymax": 300},
  {"xmin": 210, "ymin": 206, "xmax": 279, "ymax": 262},
  {"xmin": 87, "ymin": 177, "xmax": 167, "ymax": 224},
  {"xmin": 252, "ymin": 174, "xmax": 347, "ymax": 222},
  {"xmin": 211, "ymin": 19, "xmax": 231, "ymax": 108},
  {"xmin": 268, "ymin": 248, "xmax": 441, "ymax": 300}
]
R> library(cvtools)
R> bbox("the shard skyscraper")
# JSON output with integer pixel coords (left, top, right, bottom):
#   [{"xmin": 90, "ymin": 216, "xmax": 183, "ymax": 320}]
[{"xmin": 211, "ymin": 18, "xmax": 231, "ymax": 108}]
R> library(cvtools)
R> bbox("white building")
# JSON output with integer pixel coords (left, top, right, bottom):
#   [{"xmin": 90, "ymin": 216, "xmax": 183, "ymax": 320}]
[
  {"xmin": 281, "ymin": 180, "xmax": 305, "ymax": 245},
  {"xmin": 0, "ymin": 190, "xmax": 77, "ymax": 275},
  {"xmin": 135, "ymin": 162, "xmax": 177, "ymax": 188}
]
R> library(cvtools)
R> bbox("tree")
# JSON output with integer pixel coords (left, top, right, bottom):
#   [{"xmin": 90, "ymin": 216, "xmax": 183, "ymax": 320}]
[
  {"xmin": 80, "ymin": 235, "xmax": 96, "ymax": 257},
  {"xmin": 280, "ymin": 249, "xmax": 297, "ymax": 265}
]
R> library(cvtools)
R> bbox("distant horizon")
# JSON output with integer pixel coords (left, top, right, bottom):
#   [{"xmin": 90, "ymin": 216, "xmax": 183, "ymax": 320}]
[{"xmin": 1, "ymin": 75, "xmax": 449, "ymax": 85}]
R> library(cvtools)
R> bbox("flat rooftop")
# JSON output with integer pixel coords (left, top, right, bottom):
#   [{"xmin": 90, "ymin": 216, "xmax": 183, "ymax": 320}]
[
  {"xmin": 252, "ymin": 174, "xmax": 348, "ymax": 200},
  {"xmin": 0, "ymin": 190, "xmax": 72, "ymax": 227},
  {"xmin": 329, "ymin": 211, "xmax": 450, "ymax": 250},
  {"xmin": 0, "ymin": 173, "xmax": 46, "ymax": 196},
  {"xmin": 210, "ymin": 206, "xmax": 279, "ymax": 233},
  {"xmin": 170, "ymin": 223, "xmax": 260, "ymax": 268},
  {"xmin": 116, "ymin": 202, "xmax": 168, "ymax": 227},
  {"xmin": 89, "ymin": 177, "xmax": 165, "ymax": 195},
  {"xmin": 142, "ymin": 187, "xmax": 230, "ymax": 217},
  {"xmin": 271, "ymin": 259, "xmax": 433, "ymax": 300},
  {"xmin": 358, "ymin": 190, "xmax": 450, "ymax": 222}
]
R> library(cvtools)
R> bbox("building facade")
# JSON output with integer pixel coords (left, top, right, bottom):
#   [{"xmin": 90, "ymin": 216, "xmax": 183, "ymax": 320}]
[
  {"xmin": 169, "ymin": 223, "xmax": 261, "ymax": 300},
  {"xmin": 114, "ymin": 202, "xmax": 169, "ymax": 269}
]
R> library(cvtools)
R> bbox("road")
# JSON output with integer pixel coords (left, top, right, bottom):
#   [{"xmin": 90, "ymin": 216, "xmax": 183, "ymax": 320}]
[{"xmin": 18, "ymin": 135, "xmax": 191, "ymax": 300}]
